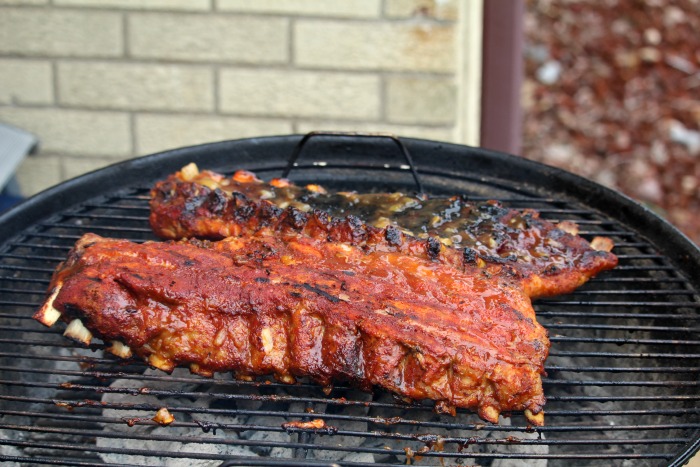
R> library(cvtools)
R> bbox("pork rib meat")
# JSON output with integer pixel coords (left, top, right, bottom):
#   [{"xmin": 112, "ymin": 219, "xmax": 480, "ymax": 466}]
[
  {"xmin": 35, "ymin": 232, "xmax": 549, "ymax": 426},
  {"xmin": 149, "ymin": 164, "xmax": 617, "ymax": 298}
]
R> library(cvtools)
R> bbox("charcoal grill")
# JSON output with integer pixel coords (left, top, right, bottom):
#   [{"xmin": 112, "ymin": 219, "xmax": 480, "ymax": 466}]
[{"xmin": 0, "ymin": 133, "xmax": 698, "ymax": 466}]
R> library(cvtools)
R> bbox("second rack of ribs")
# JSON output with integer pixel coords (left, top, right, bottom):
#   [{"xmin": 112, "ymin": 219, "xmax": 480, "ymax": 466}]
[
  {"xmin": 149, "ymin": 165, "xmax": 617, "ymax": 299},
  {"xmin": 39, "ymin": 231, "xmax": 549, "ymax": 425}
]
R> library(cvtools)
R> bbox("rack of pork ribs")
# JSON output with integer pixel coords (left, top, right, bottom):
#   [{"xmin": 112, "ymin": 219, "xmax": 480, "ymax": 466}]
[{"xmin": 35, "ymin": 163, "xmax": 618, "ymax": 426}]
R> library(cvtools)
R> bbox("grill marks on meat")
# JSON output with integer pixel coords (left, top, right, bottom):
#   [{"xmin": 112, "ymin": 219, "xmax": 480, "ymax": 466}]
[
  {"xmin": 35, "ymin": 233, "xmax": 548, "ymax": 425},
  {"xmin": 149, "ymin": 164, "xmax": 617, "ymax": 298}
]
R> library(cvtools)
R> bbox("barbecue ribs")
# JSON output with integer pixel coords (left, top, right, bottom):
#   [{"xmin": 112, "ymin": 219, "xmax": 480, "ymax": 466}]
[
  {"xmin": 35, "ymin": 232, "xmax": 549, "ymax": 426},
  {"xmin": 150, "ymin": 164, "xmax": 617, "ymax": 298}
]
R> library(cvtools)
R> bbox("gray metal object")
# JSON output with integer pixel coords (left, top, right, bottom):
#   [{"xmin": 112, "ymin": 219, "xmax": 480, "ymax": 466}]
[{"xmin": 0, "ymin": 123, "xmax": 38, "ymax": 193}]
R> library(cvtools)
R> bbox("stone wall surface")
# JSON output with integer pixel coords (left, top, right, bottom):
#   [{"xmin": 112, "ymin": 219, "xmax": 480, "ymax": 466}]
[{"xmin": 0, "ymin": 0, "xmax": 473, "ymax": 195}]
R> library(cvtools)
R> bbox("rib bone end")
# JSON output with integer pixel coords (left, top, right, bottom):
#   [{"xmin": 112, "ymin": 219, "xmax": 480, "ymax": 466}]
[
  {"xmin": 276, "ymin": 374, "xmax": 296, "ymax": 384},
  {"xmin": 190, "ymin": 363, "xmax": 213, "ymax": 377},
  {"xmin": 179, "ymin": 163, "xmax": 199, "ymax": 181},
  {"xmin": 557, "ymin": 220, "xmax": 580, "ymax": 236},
  {"xmin": 590, "ymin": 236, "xmax": 614, "ymax": 252},
  {"xmin": 107, "ymin": 340, "xmax": 132, "ymax": 359},
  {"xmin": 148, "ymin": 354, "xmax": 175, "ymax": 373},
  {"xmin": 480, "ymin": 405, "xmax": 500, "ymax": 424},
  {"xmin": 63, "ymin": 319, "xmax": 93, "ymax": 345},
  {"xmin": 525, "ymin": 409, "xmax": 545, "ymax": 426},
  {"xmin": 34, "ymin": 285, "xmax": 63, "ymax": 327},
  {"xmin": 234, "ymin": 372, "xmax": 254, "ymax": 382},
  {"xmin": 434, "ymin": 400, "xmax": 456, "ymax": 416}
]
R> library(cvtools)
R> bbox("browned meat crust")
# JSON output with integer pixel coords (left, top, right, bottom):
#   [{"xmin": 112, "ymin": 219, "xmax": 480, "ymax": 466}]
[
  {"xmin": 34, "ymin": 232, "xmax": 549, "ymax": 425},
  {"xmin": 149, "ymin": 165, "xmax": 618, "ymax": 298}
]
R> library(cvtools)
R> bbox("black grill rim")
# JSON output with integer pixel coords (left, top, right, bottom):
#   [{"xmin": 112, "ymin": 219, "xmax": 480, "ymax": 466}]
[
  {"xmin": 1, "ymin": 135, "xmax": 698, "ymax": 277},
  {"xmin": 0, "ymin": 133, "xmax": 699, "ymax": 466}
]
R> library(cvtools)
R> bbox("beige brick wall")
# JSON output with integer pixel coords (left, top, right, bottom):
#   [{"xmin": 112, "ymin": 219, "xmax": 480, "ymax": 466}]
[
  {"xmin": 58, "ymin": 61, "xmax": 215, "ymax": 111},
  {"xmin": 0, "ymin": 0, "xmax": 481, "ymax": 197},
  {"xmin": 128, "ymin": 14, "xmax": 289, "ymax": 63},
  {"xmin": 294, "ymin": 20, "xmax": 457, "ymax": 72},
  {"xmin": 219, "ymin": 69, "xmax": 380, "ymax": 119},
  {"xmin": 0, "ymin": 8, "xmax": 123, "ymax": 57},
  {"xmin": 0, "ymin": 59, "xmax": 53, "ymax": 104}
]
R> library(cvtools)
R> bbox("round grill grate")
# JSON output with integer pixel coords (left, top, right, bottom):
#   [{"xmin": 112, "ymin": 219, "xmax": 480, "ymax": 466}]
[{"xmin": 0, "ymin": 135, "xmax": 698, "ymax": 466}]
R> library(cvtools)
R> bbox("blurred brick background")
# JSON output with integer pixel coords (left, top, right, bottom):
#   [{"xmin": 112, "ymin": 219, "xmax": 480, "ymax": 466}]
[{"xmin": 0, "ymin": 0, "xmax": 480, "ymax": 195}]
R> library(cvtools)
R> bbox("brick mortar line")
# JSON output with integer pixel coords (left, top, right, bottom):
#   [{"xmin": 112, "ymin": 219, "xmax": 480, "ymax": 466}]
[
  {"xmin": 288, "ymin": 17, "xmax": 296, "ymax": 67},
  {"xmin": 123, "ymin": 11, "xmax": 130, "ymax": 58},
  {"xmin": 0, "ymin": 5, "xmax": 456, "ymax": 24},
  {"xmin": 50, "ymin": 60, "xmax": 60, "ymax": 107},
  {"xmin": 58, "ymin": 155, "xmax": 68, "ymax": 182},
  {"xmin": 0, "ymin": 103, "xmax": 350, "ymax": 122},
  {"xmin": 211, "ymin": 111, "xmax": 391, "ymax": 122},
  {"xmin": 0, "ymin": 55, "xmax": 456, "ymax": 78},
  {"xmin": 128, "ymin": 112, "xmax": 137, "ymax": 156},
  {"xmin": 0, "ymin": 104, "xmax": 456, "ymax": 128},
  {"xmin": 61, "ymin": 155, "xmax": 129, "ymax": 162},
  {"xmin": 0, "ymin": 5, "xmax": 210, "ymax": 14},
  {"xmin": 60, "ymin": 154, "xmax": 129, "ymax": 161},
  {"xmin": 213, "ymin": 66, "xmax": 221, "ymax": 114},
  {"xmin": 0, "ymin": 102, "xmax": 456, "ymax": 130},
  {"xmin": 33, "ymin": 152, "xmax": 134, "ymax": 161},
  {"xmin": 0, "ymin": 105, "xmax": 454, "ymax": 134},
  {"xmin": 292, "ymin": 118, "xmax": 455, "ymax": 131},
  {"xmin": 233, "ymin": 15, "xmax": 455, "ymax": 25},
  {"xmin": 379, "ymin": 72, "xmax": 388, "ymax": 123}
]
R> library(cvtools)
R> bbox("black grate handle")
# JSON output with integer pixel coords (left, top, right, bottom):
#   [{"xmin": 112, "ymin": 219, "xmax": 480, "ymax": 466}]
[{"xmin": 282, "ymin": 131, "xmax": 425, "ymax": 194}]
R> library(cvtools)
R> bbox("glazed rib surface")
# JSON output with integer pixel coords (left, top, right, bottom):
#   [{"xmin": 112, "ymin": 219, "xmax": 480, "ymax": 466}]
[
  {"xmin": 149, "ymin": 165, "xmax": 618, "ymax": 298},
  {"xmin": 35, "ymin": 232, "xmax": 549, "ymax": 425}
]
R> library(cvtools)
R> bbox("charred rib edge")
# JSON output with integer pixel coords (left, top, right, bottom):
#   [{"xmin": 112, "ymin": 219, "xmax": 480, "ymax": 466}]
[
  {"xmin": 525, "ymin": 409, "xmax": 545, "ymax": 426},
  {"xmin": 556, "ymin": 220, "xmax": 580, "ymax": 236},
  {"xmin": 63, "ymin": 318, "xmax": 92, "ymax": 345},
  {"xmin": 481, "ymin": 405, "xmax": 500, "ymax": 424},
  {"xmin": 34, "ymin": 285, "xmax": 63, "ymax": 327},
  {"xmin": 180, "ymin": 162, "xmax": 199, "ymax": 182},
  {"xmin": 149, "ymin": 354, "xmax": 175, "ymax": 373},
  {"xmin": 590, "ymin": 236, "xmax": 614, "ymax": 252},
  {"xmin": 107, "ymin": 340, "xmax": 133, "ymax": 359}
]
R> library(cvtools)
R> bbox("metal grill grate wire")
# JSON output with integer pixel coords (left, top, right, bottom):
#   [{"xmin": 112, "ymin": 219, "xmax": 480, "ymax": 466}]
[{"xmin": 0, "ymin": 161, "xmax": 698, "ymax": 467}]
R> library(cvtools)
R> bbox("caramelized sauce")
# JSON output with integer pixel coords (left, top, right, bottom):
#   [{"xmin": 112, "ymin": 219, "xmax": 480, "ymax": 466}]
[{"xmin": 196, "ymin": 169, "xmax": 607, "ymax": 276}]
